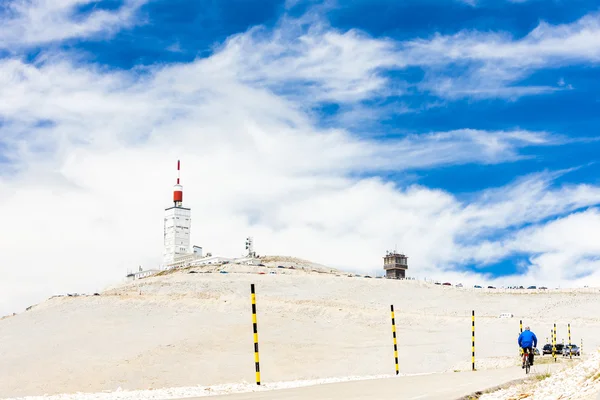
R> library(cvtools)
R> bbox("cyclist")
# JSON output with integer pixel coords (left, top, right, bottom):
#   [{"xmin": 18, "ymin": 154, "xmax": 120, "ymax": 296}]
[{"xmin": 518, "ymin": 326, "xmax": 538, "ymax": 368}]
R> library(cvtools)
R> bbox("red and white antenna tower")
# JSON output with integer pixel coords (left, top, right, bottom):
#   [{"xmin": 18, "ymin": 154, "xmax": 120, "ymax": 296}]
[{"xmin": 173, "ymin": 160, "xmax": 183, "ymax": 207}]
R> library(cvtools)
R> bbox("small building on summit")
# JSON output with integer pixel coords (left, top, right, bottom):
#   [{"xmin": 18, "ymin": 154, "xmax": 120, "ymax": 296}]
[
  {"xmin": 383, "ymin": 250, "xmax": 408, "ymax": 279},
  {"xmin": 126, "ymin": 267, "xmax": 160, "ymax": 281}
]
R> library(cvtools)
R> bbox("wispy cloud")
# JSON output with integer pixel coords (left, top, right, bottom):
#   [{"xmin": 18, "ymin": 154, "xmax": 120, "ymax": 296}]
[
  {"xmin": 460, "ymin": 169, "xmax": 600, "ymax": 240},
  {"xmin": 457, "ymin": 0, "xmax": 478, "ymax": 6},
  {"xmin": 458, "ymin": 0, "xmax": 548, "ymax": 7},
  {"xmin": 402, "ymin": 12, "xmax": 600, "ymax": 98},
  {"xmin": 181, "ymin": 6, "xmax": 600, "ymax": 104},
  {"xmin": 213, "ymin": 14, "xmax": 403, "ymax": 103},
  {"xmin": 351, "ymin": 129, "xmax": 561, "ymax": 171},
  {"xmin": 0, "ymin": 0, "xmax": 148, "ymax": 50},
  {"xmin": 406, "ymin": 13, "xmax": 600, "ymax": 67},
  {"xmin": 0, "ymin": 55, "xmax": 560, "ymax": 176},
  {"xmin": 483, "ymin": 208, "xmax": 600, "ymax": 285},
  {"xmin": 210, "ymin": 8, "xmax": 600, "ymax": 101}
]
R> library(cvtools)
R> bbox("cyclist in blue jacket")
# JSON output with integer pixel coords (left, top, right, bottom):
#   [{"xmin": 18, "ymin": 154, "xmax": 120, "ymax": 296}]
[{"xmin": 518, "ymin": 326, "xmax": 538, "ymax": 368}]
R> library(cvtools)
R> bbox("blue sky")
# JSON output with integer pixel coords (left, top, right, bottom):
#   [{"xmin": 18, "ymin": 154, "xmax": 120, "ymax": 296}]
[{"xmin": 1, "ymin": 0, "xmax": 600, "ymax": 314}]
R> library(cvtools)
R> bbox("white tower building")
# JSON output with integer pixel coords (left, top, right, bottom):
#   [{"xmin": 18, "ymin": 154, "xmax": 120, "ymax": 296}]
[
  {"xmin": 163, "ymin": 160, "xmax": 191, "ymax": 266},
  {"xmin": 245, "ymin": 237, "xmax": 256, "ymax": 258}
]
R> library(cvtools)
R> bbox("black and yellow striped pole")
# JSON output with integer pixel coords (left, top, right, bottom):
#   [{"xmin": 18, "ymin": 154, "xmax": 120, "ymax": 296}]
[
  {"xmin": 391, "ymin": 305, "xmax": 399, "ymax": 375},
  {"xmin": 568, "ymin": 323, "xmax": 572, "ymax": 359},
  {"xmin": 552, "ymin": 323, "xmax": 557, "ymax": 362},
  {"xmin": 519, "ymin": 320, "xmax": 523, "ymax": 356},
  {"xmin": 250, "ymin": 284, "xmax": 261, "ymax": 385},
  {"xmin": 471, "ymin": 310, "xmax": 475, "ymax": 371},
  {"xmin": 520, "ymin": 320, "xmax": 523, "ymax": 334},
  {"xmin": 550, "ymin": 328, "xmax": 553, "ymax": 358}
]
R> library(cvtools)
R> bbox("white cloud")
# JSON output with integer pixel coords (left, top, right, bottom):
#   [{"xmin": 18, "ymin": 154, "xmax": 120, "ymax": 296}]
[
  {"xmin": 0, "ymin": 0, "xmax": 148, "ymax": 50},
  {"xmin": 272, "ymin": 3, "xmax": 600, "ymax": 100},
  {"xmin": 210, "ymin": 14, "xmax": 403, "ymax": 104},
  {"xmin": 486, "ymin": 209, "xmax": 600, "ymax": 286},
  {"xmin": 0, "ymin": 53, "xmax": 559, "ymax": 174},
  {"xmin": 1, "ymin": 6, "xmax": 600, "ymax": 316},
  {"xmin": 407, "ymin": 13, "xmax": 600, "ymax": 67},
  {"xmin": 459, "ymin": 0, "xmax": 540, "ymax": 6},
  {"xmin": 189, "ymin": 3, "xmax": 600, "ymax": 101},
  {"xmin": 240, "ymin": 8, "xmax": 600, "ymax": 100},
  {"xmin": 399, "ymin": 11, "xmax": 600, "ymax": 98}
]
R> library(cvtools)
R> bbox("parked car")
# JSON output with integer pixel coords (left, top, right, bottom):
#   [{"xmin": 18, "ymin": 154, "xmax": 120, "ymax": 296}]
[
  {"xmin": 487, "ymin": 286, "xmax": 496, "ymax": 289},
  {"xmin": 456, "ymin": 283, "xmax": 463, "ymax": 288},
  {"xmin": 474, "ymin": 285, "xmax": 482, "ymax": 288},
  {"xmin": 539, "ymin": 286, "xmax": 548, "ymax": 290},
  {"xmin": 542, "ymin": 343, "xmax": 565, "ymax": 355},
  {"xmin": 442, "ymin": 282, "xmax": 452, "ymax": 286},
  {"xmin": 562, "ymin": 344, "xmax": 580, "ymax": 356},
  {"xmin": 527, "ymin": 286, "xmax": 537, "ymax": 289}
]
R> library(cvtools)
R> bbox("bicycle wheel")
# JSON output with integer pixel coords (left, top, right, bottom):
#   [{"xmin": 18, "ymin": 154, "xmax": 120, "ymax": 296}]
[{"xmin": 525, "ymin": 359, "xmax": 530, "ymax": 374}]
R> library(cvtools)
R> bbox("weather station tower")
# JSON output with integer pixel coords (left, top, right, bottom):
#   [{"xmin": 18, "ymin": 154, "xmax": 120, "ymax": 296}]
[{"xmin": 163, "ymin": 160, "xmax": 192, "ymax": 266}]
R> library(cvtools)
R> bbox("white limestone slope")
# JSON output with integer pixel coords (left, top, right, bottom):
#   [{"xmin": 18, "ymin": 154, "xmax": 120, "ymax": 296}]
[
  {"xmin": 480, "ymin": 350, "xmax": 600, "ymax": 400},
  {"xmin": 1, "ymin": 258, "xmax": 599, "ymax": 399},
  {"xmin": 2, "ymin": 374, "xmax": 396, "ymax": 400}
]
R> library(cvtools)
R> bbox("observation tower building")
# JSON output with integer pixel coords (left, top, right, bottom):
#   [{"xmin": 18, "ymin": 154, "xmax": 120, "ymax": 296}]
[{"xmin": 163, "ymin": 160, "xmax": 192, "ymax": 265}]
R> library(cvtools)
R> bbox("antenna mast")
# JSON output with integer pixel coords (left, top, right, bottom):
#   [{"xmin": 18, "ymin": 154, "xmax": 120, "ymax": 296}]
[{"xmin": 173, "ymin": 160, "xmax": 183, "ymax": 207}]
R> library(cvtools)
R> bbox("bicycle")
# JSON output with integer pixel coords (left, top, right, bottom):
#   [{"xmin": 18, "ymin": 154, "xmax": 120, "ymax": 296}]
[{"xmin": 522, "ymin": 347, "xmax": 532, "ymax": 374}]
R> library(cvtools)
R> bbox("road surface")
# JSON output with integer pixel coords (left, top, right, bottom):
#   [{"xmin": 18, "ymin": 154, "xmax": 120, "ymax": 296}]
[{"xmin": 177, "ymin": 364, "xmax": 564, "ymax": 400}]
